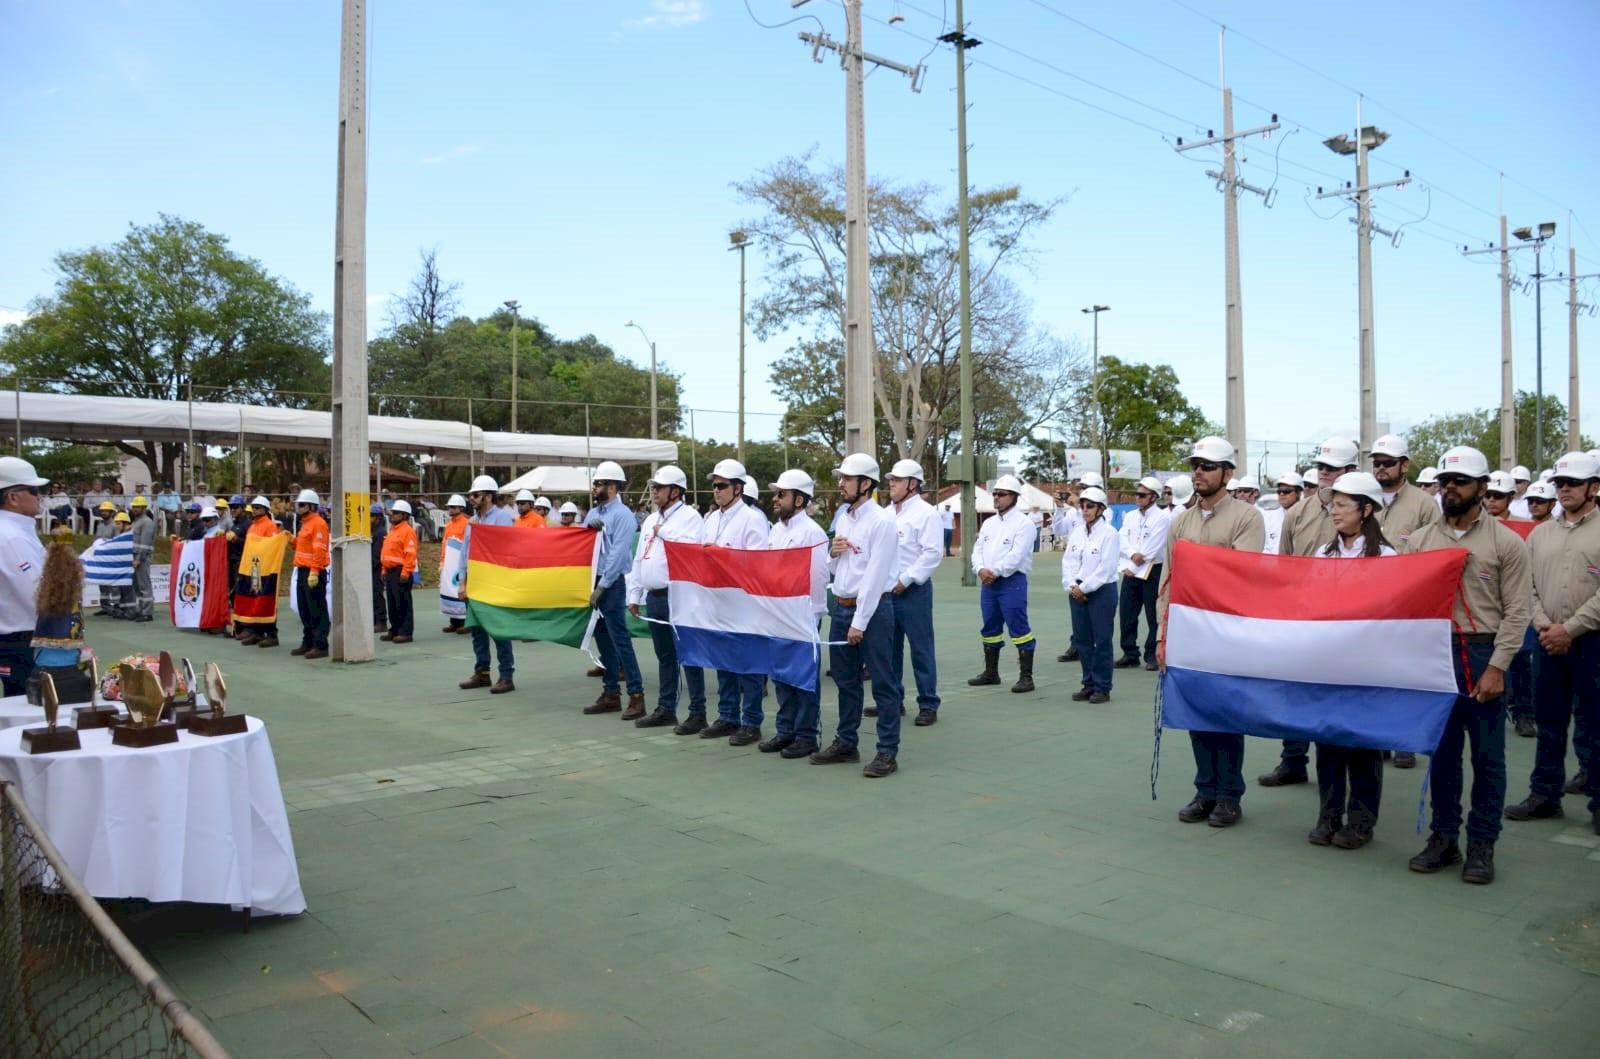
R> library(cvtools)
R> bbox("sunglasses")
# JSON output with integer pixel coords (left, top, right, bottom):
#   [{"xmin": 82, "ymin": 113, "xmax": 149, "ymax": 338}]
[
  {"xmin": 1134, "ymin": 491, "xmax": 1156, "ymax": 500},
  {"xmin": 1551, "ymin": 478, "xmax": 1587, "ymax": 490},
  {"xmin": 711, "ymin": 482, "xmax": 733, "ymax": 491},
  {"xmin": 1190, "ymin": 461, "xmax": 1223, "ymax": 473},
  {"xmin": 1276, "ymin": 487, "xmax": 1300, "ymax": 495},
  {"xmin": 1370, "ymin": 458, "xmax": 1401, "ymax": 470},
  {"xmin": 1435, "ymin": 474, "xmax": 1474, "ymax": 488},
  {"xmin": 1529, "ymin": 496, "xmax": 1555, "ymax": 504}
]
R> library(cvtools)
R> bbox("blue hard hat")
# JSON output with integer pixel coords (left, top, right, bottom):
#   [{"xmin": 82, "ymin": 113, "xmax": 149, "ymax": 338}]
[
  {"xmin": 229, "ymin": 494, "xmax": 245, "ymax": 506},
  {"xmin": 185, "ymin": 501, "xmax": 202, "ymax": 512},
  {"xmin": 370, "ymin": 502, "xmax": 384, "ymax": 513}
]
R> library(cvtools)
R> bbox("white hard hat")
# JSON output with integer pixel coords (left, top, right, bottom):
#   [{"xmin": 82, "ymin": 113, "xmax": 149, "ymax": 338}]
[
  {"xmin": 833, "ymin": 453, "xmax": 881, "ymax": 480},
  {"xmin": 592, "ymin": 460, "xmax": 626, "ymax": 485},
  {"xmin": 559, "ymin": 501, "xmax": 580, "ymax": 515},
  {"xmin": 1225, "ymin": 478, "xmax": 1239, "ymax": 491},
  {"xmin": 469, "ymin": 475, "xmax": 499, "ymax": 494},
  {"xmin": 1314, "ymin": 437, "xmax": 1360, "ymax": 469},
  {"xmin": 533, "ymin": 496, "xmax": 552, "ymax": 510},
  {"xmin": 1302, "ymin": 469, "xmax": 1320, "ymax": 487},
  {"xmin": 1416, "ymin": 466, "xmax": 1439, "ymax": 485},
  {"xmin": 1511, "ymin": 464, "xmax": 1532, "ymax": 482},
  {"xmin": 1371, "ymin": 433, "xmax": 1409, "ymax": 459},
  {"xmin": 514, "ymin": 489, "xmax": 536, "ymax": 503},
  {"xmin": 772, "ymin": 469, "xmax": 816, "ymax": 496},
  {"xmin": 201, "ymin": 508, "xmax": 218, "ymax": 519},
  {"xmin": 1586, "ymin": 449, "xmax": 1600, "ymax": 464},
  {"xmin": 1275, "ymin": 472, "xmax": 1304, "ymax": 489},
  {"xmin": 647, "ymin": 465, "xmax": 688, "ymax": 491},
  {"xmin": 391, "ymin": 499, "xmax": 413, "ymax": 516},
  {"xmin": 1189, "ymin": 436, "xmax": 1236, "ymax": 466},
  {"xmin": 1136, "ymin": 476, "xmax": 1163, "ymax": 494},
  {"xmin": 1525, "ymin": 479, "xmax": 1558, "ymax": 501},
  {"xmin": 709, "ymin": 458, "xmax": 747, "ymax": 481},
  {"xmin": 1330, "ymin": 471, "xmax": 1385, "ymax": 507},
  {"xmin": 1437, "ymin": 446, "xmax": 1490, "ymax": 480},
  {"xmin": 446, "ymin": 494, "xmax": 467, "ymax": 508},
  {"xmin": 1552, "ymin": 450, "xmax": 1600, "ymax": 481},
  {"xmin": 887, "ymin": 459, "xmax": 924, "ymax": 481},
  {"xmin": 1168, "ymin": 475, "xmax": 1194, "ymax": 503},
  {"xmin": 0, "ymin": 456, "xmax": 47, "ymax": 491},
  {"xmin": 1539, "ymin": 468, "xmax": 1554, "ymax": 482},
  {"xmin": 1079, "ymin": 486, "xmax": 1108, "ymax": 506},
  {"xmin": 742, "ymin": 474, "xmax": 759, "ymax": 499},
  {"xmin": 1234, "ymin": 475, "xmax": 1261, "ymax": 492},
  {"xmin": 991, "ymin": 473, "xmax": 1024, "ymax": 495},
  {"xmin": 295, "ymin": 488, "xmax": 320, "ymax": 505},
  {"xmin": 1486, "ymin": 471, "xmax": 1516, "ymax": 495},
  {"xmin": 250, "ymin": 495, "xmax": 271, "ymax": 509},
  {"xmin": 1078, "ymin": 471, "xmax": 1105, "ymax": 488}
]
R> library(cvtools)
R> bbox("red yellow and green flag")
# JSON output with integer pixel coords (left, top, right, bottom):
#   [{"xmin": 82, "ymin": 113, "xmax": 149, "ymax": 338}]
[{"xmin": 464, "ymin": 526, "xmax": 597, "ymax": 646}]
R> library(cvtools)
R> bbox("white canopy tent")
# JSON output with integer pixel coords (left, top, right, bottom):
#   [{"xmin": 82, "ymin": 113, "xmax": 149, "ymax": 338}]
[
  {"xmin": 499, "ymin": 466, "xmax": 594, "ymax": 495},
  {"xmin": 937, "ymin": 487, "xmax": 995, "ymax": 515},
  {"xmin": 430, "ymin": 430, "xmax": 676, "ymax": 468},
  {"xmin": 1017, "ymin": 483, "xmax": 1055, "ymax": 511}
]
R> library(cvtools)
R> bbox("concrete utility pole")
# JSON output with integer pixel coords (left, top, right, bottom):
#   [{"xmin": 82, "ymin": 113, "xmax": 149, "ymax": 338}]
[
  {"xmin": 1531, "ymin": 248, "xmax": 1597, "ymax": 456},
  {"xmin": 505, "ymin": 299, "xmax": 520, "ymax": 477},
  {"xmin": 1461, "ymin": 177, "xmax": 1522, "ymax": 469},
  {"xmin": 797, "ymin": 0, "xmax": 924, "ymax": 460},
  {"xmin": 624, "ymin": 321, "xmax": 658, "ymax": 441},
  {"xmin": 1317, "ymin": 97, "xmax": 1409, "ymax": 457},
  {"xmin": 1173, "ymin": 30, "xmax": 1277, "ymax": 463},
  {"xmin": 1082, "ymin": 305, "xmax": 1109, "ymax": 470},
  {"xmin": 942, "ymin": 0, "xmax": 979, "ymax": 587},
  {"xmin": 330, "ymin": 0, "xmax": 374, "ymax": 662},
  {"xmin": 729, "ymin": 231, "xmax": 750, "ymax": 460}
]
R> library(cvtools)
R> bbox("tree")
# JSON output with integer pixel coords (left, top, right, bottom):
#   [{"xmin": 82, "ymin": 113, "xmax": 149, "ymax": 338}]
[
  {"xmin": 1408, "ymin": 391, "xmax": 1592, "ymax": 473},
  {"xmin": 1055, "ymin": 356, "xmax": 1220, "ymax": 474},
  {"xmin": 0, "ymin": 216, "xmax": 330, "ymax": 482},
  {"xmin": 739, "ymin": 154, "xmax": 1078, "ymax": 467},
  {"xmin": 1020, "ymin": 436, "xmax": 1070, "ymax": 481}
]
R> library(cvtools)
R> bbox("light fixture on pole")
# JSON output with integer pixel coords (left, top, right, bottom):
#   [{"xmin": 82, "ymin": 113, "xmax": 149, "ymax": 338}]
[
  {"xmin": 1081, "ymin": 305, "xmax": 1109, "ymax": 471},
  {"xmin": 728, "ymin": 230, "xmax": 750, "ymax": 462},
  {"xmin": 625, "ymin": 320, "xmax": 658, "ymax": 441},
  {"xmin": 504, "ymin": 299, "xmax": 520, "ymax": 478},
  {"xmin": 1514, "ymin": 221, "xmax": 1557, "ymax": 468}
]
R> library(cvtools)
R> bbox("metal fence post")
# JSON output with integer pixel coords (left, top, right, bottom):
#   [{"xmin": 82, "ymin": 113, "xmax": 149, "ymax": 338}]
[
  {"xmin": 688, "ymin": 408, "xmax": 698, "ymax": 508},
  {"xmin": 13, "ymin": 376, "xmax": 21, "ymax": 458},
  {"xmin": 1, "ymin": 795, "xmax": 24, "ymax": 1058}
]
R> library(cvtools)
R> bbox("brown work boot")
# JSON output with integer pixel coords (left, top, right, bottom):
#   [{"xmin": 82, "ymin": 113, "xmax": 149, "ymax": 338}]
[
  {"xmin": 459, "ymin": 671, "xmax": 492, "ymax": 690},
  {"xmin": 620, "ymin": 693, "xmax": 646, "ymax": 721},
  {"xmin": 256, "ymin": 637, "xmax": 279, "ymax": 649},
  {"xmin": 583, "ymin": 690, "xmax": 622, "ymax": 715},
  {"xmin": 490, "ymin": 679, "xmax": 515, "ymax": 695},
  {"xmin": 586, "ymin": 665, "xmax": 605, "ymax": 678}
]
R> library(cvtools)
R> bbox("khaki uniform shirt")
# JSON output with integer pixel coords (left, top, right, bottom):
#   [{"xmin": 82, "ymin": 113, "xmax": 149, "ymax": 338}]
[
  {"xmin": 1528, "ymin": 506, "xmax": 1600, "ymax": 637},
  {"xmin": 1279, "ymin": 492, "xmax": 1332, "ymax": 558},
  {"xmin": 1406, "ymin": 509, "xmax": 1532, "ymax": 671},
  {"xmin": 1156, "ymin": 495, "xmax": 1265, "ymax": 635},
  {"xmin": 1376, "ymin": 480, "xmax": 1439, "ymax": 547}
]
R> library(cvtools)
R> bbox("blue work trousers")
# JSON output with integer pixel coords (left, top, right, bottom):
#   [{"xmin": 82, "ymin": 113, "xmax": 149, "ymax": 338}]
[
  {"xmin": 470, "ymin": 627, "xmax": 514, "ymax": 681},
  {"xmin": 1530, "ymin": 635, "xmax": 1600, "ymax": 812},
  {"xmin": 774, "ymin": 680, "xmax": 821, "ymax": 746},
  {"xmin": 1506, "ymin": 626, "xmax": 1537, "ymax": 722},
  {"xmin": 645, "ymin": 590, "xmax": 705, "ymax": 715},
  {"xmin": 716, "ymin": 671, "xmax": 766, "ymax": 727},
  {"xmin": 1117, "ymin": 565, "xmax": 1161, "ymax": 665},
  {"xmin": 592, "ymin": 580, "xmax": 643, "ymax": 697},
  {"xmin": 891, "ymin": 579, "xmax": 940, "ymax": 712},
  {"xmin": 1069, "ymin": 582, "xmax": 1117, "ymax": 694},
  {"xmin": 830, "ymin": 598, "xmax": 902, "ymax": 756},
  {"xmin": 979, "ymin": 572, "xmax": 1034, "ymax": 650},
  {"xmin": 1191, "ymin": 731, "xmax": 1247, "ymax": 802},
  {"xmin": 1430, "ymin": 640, "xmax": 1507, "ymax": 844}
]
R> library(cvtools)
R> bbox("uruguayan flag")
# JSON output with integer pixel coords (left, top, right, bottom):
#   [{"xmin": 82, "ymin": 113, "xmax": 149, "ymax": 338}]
[{"xmin": 82, "ymin": 531, "xmax": 135, "ymax": 587}]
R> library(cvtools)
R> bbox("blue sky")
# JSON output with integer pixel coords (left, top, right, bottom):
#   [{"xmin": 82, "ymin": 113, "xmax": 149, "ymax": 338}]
[{"xmin": 3, "ymin": 0, "xmax": 1598, "ymax": 473}]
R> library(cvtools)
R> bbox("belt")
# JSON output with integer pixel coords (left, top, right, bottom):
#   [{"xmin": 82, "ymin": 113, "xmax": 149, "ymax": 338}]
[
  {"xmin": 835, "ymin": 592, "xmax": 890, "ymax": 608},
  {"xmin": 1453, "ymin": 631, "xmax": 1496, "ymax": 644},
  {"xmin": 647, "ymin": 588, "xmax": 668, "ymax": 597}
]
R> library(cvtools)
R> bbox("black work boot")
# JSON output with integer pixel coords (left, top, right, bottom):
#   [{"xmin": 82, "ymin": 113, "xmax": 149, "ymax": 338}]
[
  {"xmin": 1503, "ymin": 795, "xmax": 1563, "ymax": 821},
  {"xmin": 1058, "ymin": 646, "xmax": 1079, "ymax": 663},
  {"xmin": 1010, "ymin": 649, "xmax": 1035, "ymax": 694},
  {"xmin": 1308, "ymin": 815, "xmax": 1341, "ymax": 846},
  {"xmin": 635, "ymin": 707, "xmax": 678, "ymax": 729},
  {"xmin": 1461, "ymin": 841, "xmax": 1495, "ymax": 884},
  {"xmin": 1393, "ymin": 751, "xmax": 1417, "ymax": 769},
  {"xmin": 1207, "ymin": 801, "xmax": 1243, "ymax": 828},
  {"xmin": 672, "ymin": 714, "xmax": 708, "ymax": 736},
  {"xmin": 1408, "ymin": 832, "xmax": 1461, "ymax": 873},
  {"xmin": 699, "ymin": 718, "xmax": 738, "ymax": 739},
  {"xmin": 1564, "ymin": 769, "xmax": 1589, "ymax": 795},
  {"xmin": 1513, "ymin": 714, "xmax": 1537, "ymax": 738},
  {"xmin": 1258, "ymin": 764, "xmax": 1309, "ymax": 787},
  {"xmin": 1178, "ymin": 797, "xmax": 1216, "ymax": 823},
  {"xmin": 809, "ymin": 740, "xmax": 860, "ymax": 765},
  {"xmin": 967, "ymin": 644, "xmax": 1002, "ymax": 686}
]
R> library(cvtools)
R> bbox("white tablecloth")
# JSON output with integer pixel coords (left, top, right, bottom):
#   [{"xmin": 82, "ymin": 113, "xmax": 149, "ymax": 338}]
[
  {"xmin": 0, "ymin": 692, "xmax": 209, "ymax": 732},
  {"xmin": 0, "ymin": 717, "xmax": 305, "ymax": 916}
]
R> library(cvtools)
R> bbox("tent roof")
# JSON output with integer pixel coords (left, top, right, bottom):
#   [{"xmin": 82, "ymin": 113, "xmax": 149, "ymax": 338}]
[
  {"xmin": 430, "ymin": 431, "xmax": 676, "ymax": 467},
  {"xmin": 936, "ymin": 486, "xmax": 995, "ymax": 514},
  {"xmin": 499, "ymin": 466, "xmax": 594, "ymax": 494}
]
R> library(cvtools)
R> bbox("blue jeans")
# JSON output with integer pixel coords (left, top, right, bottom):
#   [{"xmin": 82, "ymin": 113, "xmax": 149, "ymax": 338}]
[
  {"xmin": 592, "ymin": 581, "xmax": 643, "ymax": 696},
  {"xmin": 774, "ymin": 680, "xmax": 820, "ymax": 745},
  {"xmin": 979, "ymin": 572, "xmax": 1034, "ymax": 650},
  {"xmin": 943, "ymin": 528, "xmax": 953, "ymax": 556},
  {"xmin": 1069, "ymin": 582, "xmax": 1116, "ymax": 694},
  {"xmin": 645, "ymin": 590, "xmax": 705, "ymax": 715},
  {"xmin": 829, "ymin": 598, "xmax": 902, "ymax": 756},
  {"xmin": 1530, "ymin": 634, "xmax": 1600, "ymax": 811},
  {"xmin": 471, "ymin": 627, "xmax": 514, "ymax": 681},
  {"xmin": 1430, "ymin": 640, "xmax": 1507, "ymax": 844},
  {"xmin": 1191, "ymin": 731, "xmax": 1246, "ymax": 802},
  {"xmin": 1507, "ymin": 626, "xmax": 1537, "ymax": 722},
  {"xmin": 1117, "ymin": 565, "xmax": 1161, "ymax": 664},
  {"xmin": 716, "ymin": 671, "xmax": 765, "ymax": 727},
  {"xmin": 891, "ymin": 580, "xmax": 940, "ymax": 712}
]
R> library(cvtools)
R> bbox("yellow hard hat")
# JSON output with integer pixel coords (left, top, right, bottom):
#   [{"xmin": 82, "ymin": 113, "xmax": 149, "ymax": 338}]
[
  {"xmin": 214, "ymin": 497, "xmax": 228, "ymax": 508},
  {"xmin": 114, "ymin": 511, "xmax": 130, "ymax": 523},
  {"xmin": 97, "ymin": 501, "xmax": 115, "ymax": 512},
  {"xmin": 130, "ymin": 496, "xmax": 149, "ymax": 508}
]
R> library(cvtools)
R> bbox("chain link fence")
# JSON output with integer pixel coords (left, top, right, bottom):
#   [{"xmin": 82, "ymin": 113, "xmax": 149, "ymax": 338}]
[{"xmin": 0, "ymin": 782, "xmax": 228, "ymax": 1058}]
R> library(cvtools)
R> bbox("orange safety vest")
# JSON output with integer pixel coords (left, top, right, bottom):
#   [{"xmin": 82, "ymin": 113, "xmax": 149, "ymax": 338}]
[
  {"xmin": 381, "ymin": 519, "xmax": 419, "ymax": 576},
  {"xmin": 293, "ymin": 513, "xmax": 330, "ymax": 569},
  {"xmin": 517, "ymin": 510, "xmax": 546, "ymax": 530}
]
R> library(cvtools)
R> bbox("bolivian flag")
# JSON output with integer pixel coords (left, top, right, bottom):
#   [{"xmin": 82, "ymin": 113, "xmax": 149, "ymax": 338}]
[
  {"xmin": 465, "ymin": 525, "xmax": 597, "ymax": 646},
  {"xmin": 233, "ymin": 531, "xmax": 291, "ymax": 626}
]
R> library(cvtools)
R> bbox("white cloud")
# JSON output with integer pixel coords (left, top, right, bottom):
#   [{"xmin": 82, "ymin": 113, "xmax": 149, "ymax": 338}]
[
  {"xmin": 0, "ymin": 309, "xmax": 29, "ymax": 329},
  {"xmin": 627, "ymin": 0, "xmax": 709, "ymax": 30},
  {"xmin": 421, "ymin": 143, "xmax": 481, "ymax": 165}
]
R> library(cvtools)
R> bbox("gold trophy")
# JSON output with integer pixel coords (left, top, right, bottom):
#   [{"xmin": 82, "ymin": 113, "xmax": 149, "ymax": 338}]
[
  {"xmin": 22, "ymin": 672, "xmax": 82, "ymax": 754},
  {"xmin": 74, "ymin": 657, "xmax": 120, "ymax": 729},
  {"xmin": 188, "ymin": 661, "xmax": 246, "ymax": 737},
  {"xmin": 111, "ymin": 663, "xmax": 180, "ymax": 747}
]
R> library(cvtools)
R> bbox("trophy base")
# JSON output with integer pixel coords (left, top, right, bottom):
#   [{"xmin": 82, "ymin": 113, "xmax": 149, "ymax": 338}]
[
  {"xmin": 74, "ymin": 706, "xmax": 122, "ymax": 730},
  {"xmin": 165, "ymin": 704, "xmax": 199, "ymax": 730},
  {"xmin": 188, "ymin": 712, "xmax": 247, "ymax": 737},
  {"xmin": 21, "ymin": 727, "xmax": 81, "ymax": 754},
  {"xmin": 111, "ymin": 722, "xmax": 181, "ymax": 748}
]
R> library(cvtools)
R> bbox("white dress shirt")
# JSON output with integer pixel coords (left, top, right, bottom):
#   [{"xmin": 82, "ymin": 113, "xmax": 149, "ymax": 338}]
[
  {"xmin": 1062, "ymin": 518, "xmax": 1121, "ymax": 594},
  {"xmin": 1052, "ymin": 504, "xmax": 1082, "ymax": 540},
  {"xmin": 768, "ymin": 509, "xmax": 829, "ymax": 617},
  {"xmin": 1509, "ymin": 496, "xmax": 1531, "ymax": 521},
  {"xmin": 1261, "ymin": 506, "xmax": 1286, "ymax": 555},
  {"xmin": 0, "ymin": 510, "xmax": 45, "ymax": 634},
  {"xmin": 702, "ymin": 500, "xmax": 769, "ymax": 549},
  {"xmin": 626, "ymin": 500, "xmax": 704, "ymax": 605},
  {"xmin": 1116, "ymin": 505, "xmax": 1169, "ymax": 579},
  {"xmin": 971, "ymin": 507, "xmax": 1034, "ymax": 579},
  {"xmin": 891, "ymin": 493, "xmax": 943, "ymax": 588},
  {"xmin": 830, "ymin": 499, "xmax": 899, "ymax": 631}
]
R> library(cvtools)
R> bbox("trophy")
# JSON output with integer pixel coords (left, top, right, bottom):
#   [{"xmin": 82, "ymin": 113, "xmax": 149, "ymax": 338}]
[
  {"xmin": 110, "ymin": 663, "xmax": 180, "ymax": 748},
  {"xmin": 188, "ymin": 661, "xmax": 247, "ymax": 737},
  {"xmin": 74, "ymin": 657, "xmax": 121, "ymax": 729},
  {"xmin": 156, "ymin": 650, "xmax": 198, "ymax": 728},
  {"xmin": 22, "ymin": 672, "xmax": 82, "ymax": 754}
]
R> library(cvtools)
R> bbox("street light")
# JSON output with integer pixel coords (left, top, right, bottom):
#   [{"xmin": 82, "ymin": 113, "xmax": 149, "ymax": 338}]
[
  {"xmin": 1514, "ymin": 221, "xmax": 1557, "ymax": 468},
  {"xmin": 504, "ymin": 300, "xmax": 520, "ymax": 478},
  {"xmin": 625, "ymin": 320, "xmax": 658, "ymax": 440},
  {"xmin": 728, "ymin": 230, "xmax": 750, "ymax": 463},
  {"xmin": 1081, "ymin": 305, "xmax": 1109, "ymax": 470}
]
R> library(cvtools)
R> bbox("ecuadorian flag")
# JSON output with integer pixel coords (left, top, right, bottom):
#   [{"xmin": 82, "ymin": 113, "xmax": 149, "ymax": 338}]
[{"xmin": 465, "ymin": 526, "xmax": 596, "ymax": 646}]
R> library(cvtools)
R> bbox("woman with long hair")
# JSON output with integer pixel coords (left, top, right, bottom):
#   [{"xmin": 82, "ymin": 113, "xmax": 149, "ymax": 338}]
[
  {"xmin": 1310, "ymin": 472, "xmax": 1397, "ymax": 850},
  {"xmin": 32, "ymin": 526, "xmax": 87, "ymax": 671}
]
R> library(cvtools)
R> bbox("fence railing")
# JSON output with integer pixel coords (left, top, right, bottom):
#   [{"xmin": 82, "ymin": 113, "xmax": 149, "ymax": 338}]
[{"xmin": 0, "ymin": 782, "xmax": 229, "ymax": 1058}]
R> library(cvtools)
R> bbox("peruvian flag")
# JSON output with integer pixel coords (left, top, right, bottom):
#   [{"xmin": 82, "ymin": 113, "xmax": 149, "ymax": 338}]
[{"xmin": 170, "ymin": 536, "xmax": 231, "ymax": 629}]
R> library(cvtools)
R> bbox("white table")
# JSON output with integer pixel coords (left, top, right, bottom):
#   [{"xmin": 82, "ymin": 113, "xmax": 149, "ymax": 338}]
[
  {"xmin": 0, "ymin": 717, "xmax": 305, "ymax": 917},
  {"xmin": 0, "ymin": 692, "xmax": 209, "ymax": 732}
]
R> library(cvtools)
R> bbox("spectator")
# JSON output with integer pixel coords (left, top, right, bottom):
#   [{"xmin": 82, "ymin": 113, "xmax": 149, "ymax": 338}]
[{"xmin": 155, "ymin": 482, "xmax": 181, "ymax": 536}]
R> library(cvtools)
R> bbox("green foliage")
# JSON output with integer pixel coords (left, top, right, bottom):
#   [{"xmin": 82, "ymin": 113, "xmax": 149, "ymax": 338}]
[
  {"xmin": 1056, "ymin": 356, "xmax": 1220, "ymax": 472},
  {"xmin": 23, "ymin": 442, "xmax": 121, "ymax": 485},
  {"xmin": 1407, "ymin": 391, "xmax": 1592, "ymax": 473}
]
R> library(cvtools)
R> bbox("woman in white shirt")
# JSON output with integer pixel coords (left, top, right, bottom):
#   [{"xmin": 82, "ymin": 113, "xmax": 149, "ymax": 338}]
[
  {"xmin": 1311, "ymin": 471, "xmax": 1397, "ymax": 850},
  {"xmin": 1061, "ymin": 486, "xmax": 1121, "ymax": 703}
]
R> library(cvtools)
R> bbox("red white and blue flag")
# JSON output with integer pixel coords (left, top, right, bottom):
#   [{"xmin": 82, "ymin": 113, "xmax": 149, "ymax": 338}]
[
  {"xmin": 666, "ymin": 542, "xmax": 824, "ymax": 691},
  {"xmin": 1160, "ymin": 541, "xmax": 1470, "ymax": 753},
  {"xmin": 170, "ymin": 536, "xmax": 231, "ymax": 630}
]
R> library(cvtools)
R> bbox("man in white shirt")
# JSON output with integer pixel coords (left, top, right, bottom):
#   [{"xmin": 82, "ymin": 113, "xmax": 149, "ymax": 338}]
[
  {"xmin": 700, "ymin": 458, "xmax": 771, "ymax": 746},
  {"xmin": 1508, "ymin": 465, "xmax": 1533, "ymax": 520},
  {"xmin": 760, "ymin": 470, "xmax": 830, "ymax": 759},
  {"xmin": 940, "ymin": 504, "xmax": 955, "ymax": 556},
  {"xmin": 625, "ymin": 466, "xmax": 709, "ymax": 733},
  {"xmin": 0, "ymin": 457, "xmax": 48, "ymax": 695},
  {"xmin": 885, "ymin": 459, "xmax": 943, "ymax": 726},
  {"xmin": 1115, "ymin": 476, "xmax": 1169, "ymax": 672},
  {"xmin": 1063, "ymin": 486, "xmax": 1122, "ymax": 702},
  {"xmin": 813, "ymin": 454, "xmax": 904, "ymax": 777},
  {"xmin": 968, "ymin": 474, "xmax": 1038, "ymax": 693}
]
